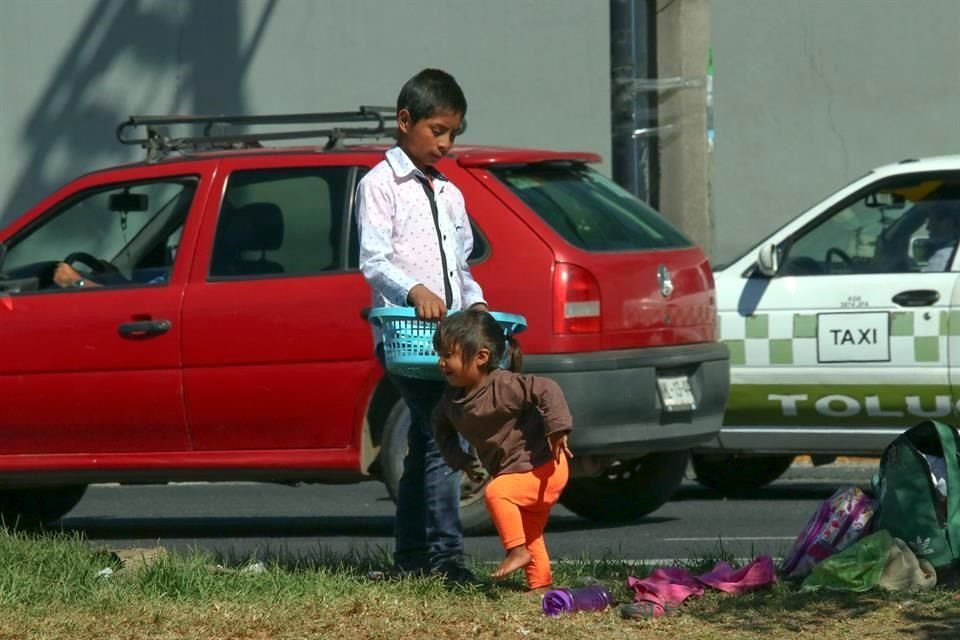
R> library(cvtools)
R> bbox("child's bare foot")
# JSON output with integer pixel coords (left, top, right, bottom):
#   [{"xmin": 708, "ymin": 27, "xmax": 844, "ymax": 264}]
[
  {"xmin": 525, "ymin": 585, "xmax": 552, "ymax": 597},
  {"xmin": 491, "ymin": 547, "xmax": 531, "ymax": 580}
]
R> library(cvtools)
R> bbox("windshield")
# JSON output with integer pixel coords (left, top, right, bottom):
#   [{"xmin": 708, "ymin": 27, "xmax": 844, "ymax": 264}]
[{"xmin": 490, "ymin": 164, "xmax": 692, "ymax": 252}]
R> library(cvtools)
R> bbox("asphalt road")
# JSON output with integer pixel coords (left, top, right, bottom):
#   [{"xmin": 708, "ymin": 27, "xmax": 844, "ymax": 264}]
[{"xmin": 59, "ymin": 460, "xmax": 878, "ymax": 565}]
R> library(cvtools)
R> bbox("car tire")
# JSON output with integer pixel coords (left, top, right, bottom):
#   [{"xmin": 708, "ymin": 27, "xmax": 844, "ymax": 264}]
[
  {"xmin": 0, "ymin": 485, "xmax": 88, "ymax": 529},
  {"xmin": 558, "ymin": 452, "xmax": 689, "ymax": 523},
  {"xmin": 380, "ymin": 399, "xmax": 493, "ymax": 534},
  {"xmin": 691, "ymin": 454, "xmax": 795, "ymax": 495}
]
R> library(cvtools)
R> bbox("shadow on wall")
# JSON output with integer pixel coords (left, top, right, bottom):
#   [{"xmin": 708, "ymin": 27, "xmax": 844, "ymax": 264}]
[{"xmin": 1, "ymin": 0, "xmax": 278, "ymax": 225}]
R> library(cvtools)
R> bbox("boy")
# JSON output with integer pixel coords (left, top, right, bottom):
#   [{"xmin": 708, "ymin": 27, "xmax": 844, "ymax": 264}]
[{"xmin": 356, "ymin": 68, "xmax": 487, "ymax": 584}]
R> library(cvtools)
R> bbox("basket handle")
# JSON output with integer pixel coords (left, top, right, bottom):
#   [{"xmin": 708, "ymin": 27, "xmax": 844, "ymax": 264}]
[
  {"xmin": 503, "ymin": 321, "xmax": 526, "ymax": 336},
  {"xmin": 363, "ymin": 307, "xmax": 387, "ymax": 328}
]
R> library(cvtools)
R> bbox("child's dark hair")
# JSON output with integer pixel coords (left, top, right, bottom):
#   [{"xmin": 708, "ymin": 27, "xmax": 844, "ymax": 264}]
[
  {"xmin": 433, "ymin": 309, "xmax": 522, "ymax": 373},
  {"xmin": 397, "ymin": 68, "xmax": 467, "ymax": 124}
]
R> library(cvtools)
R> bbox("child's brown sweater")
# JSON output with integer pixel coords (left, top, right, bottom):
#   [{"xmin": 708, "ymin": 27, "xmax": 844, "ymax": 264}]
[{"xmin": 432, "ymin": 369, "xmax": 573, "ymax": 476}]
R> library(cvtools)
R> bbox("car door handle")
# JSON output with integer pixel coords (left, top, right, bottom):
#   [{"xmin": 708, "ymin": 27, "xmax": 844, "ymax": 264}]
[
  {"xmin": 892, "ymin": 290, "xmax": 940, "ymax": 307},
  {"xmin": 118, "ymin": 319, "xmax": 172, "ymax": 337}
]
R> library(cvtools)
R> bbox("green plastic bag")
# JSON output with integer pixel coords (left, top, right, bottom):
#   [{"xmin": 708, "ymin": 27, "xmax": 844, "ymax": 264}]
[
  {"xmin": 801, "ymin": 530, "xmax": 893, "ymax": 592},
  {"xmin": 873, "ymin": 420, "xmax": 960, "ymax": 577}
]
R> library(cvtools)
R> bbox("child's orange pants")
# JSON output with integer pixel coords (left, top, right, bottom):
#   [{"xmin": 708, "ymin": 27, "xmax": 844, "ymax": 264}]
[{"xmin": 484, "ymin": 455, "xmax": 569, "ymax": 589}]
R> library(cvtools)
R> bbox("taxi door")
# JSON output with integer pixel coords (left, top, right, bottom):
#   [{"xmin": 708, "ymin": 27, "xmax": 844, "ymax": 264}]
[{"xmin": 719, "ymin": 171, "xmax": 960, "ymax": 451}]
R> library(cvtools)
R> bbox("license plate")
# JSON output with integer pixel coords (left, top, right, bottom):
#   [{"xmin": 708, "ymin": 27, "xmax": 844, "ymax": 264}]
[{"xmin": 657, "ymin": 376, "xmax": 696, "ymax": 412}]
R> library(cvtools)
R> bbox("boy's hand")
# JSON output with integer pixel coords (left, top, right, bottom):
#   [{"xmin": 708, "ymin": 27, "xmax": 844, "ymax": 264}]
[
  {"xmin": 407, "ymin": 284, "xmax": 447, "ymax": 320},
  {"xmin": 549, "ymin": 433, "xmax": 573, "ymax": 462}
]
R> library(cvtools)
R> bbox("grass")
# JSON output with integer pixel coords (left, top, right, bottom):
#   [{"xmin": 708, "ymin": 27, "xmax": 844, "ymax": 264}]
[{"xmin": 3, "ymin": 529, "xmax": 960, "ymax": 639}]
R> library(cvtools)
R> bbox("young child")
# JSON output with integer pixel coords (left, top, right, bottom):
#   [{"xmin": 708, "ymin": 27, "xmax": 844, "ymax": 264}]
[
  {"xmin": 356, "ymin": 69, "xmax": 487, "ymax": 584},
  {"xmin": 431, "ymin": 309, "xmax": 574, "ymax": 591}
]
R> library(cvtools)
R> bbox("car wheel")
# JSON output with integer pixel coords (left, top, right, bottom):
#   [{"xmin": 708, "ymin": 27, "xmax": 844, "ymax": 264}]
[
  {"xmin": 558, "ymin": 452, "xmax": 689, "ymax": 523},
  {"xmin": 380, "ymin": 400, "xmax": 493, "ymax": 534},
  {"xmin": 691, "ymin": 454, "xmax": 795, "ymax": 495},
  {"xmin": 0, "ymin": 485, "xmax": 88, "ymax": 529}
]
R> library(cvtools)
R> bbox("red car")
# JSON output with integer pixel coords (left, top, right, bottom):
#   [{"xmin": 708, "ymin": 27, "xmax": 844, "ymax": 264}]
[{"xmin": 0, "ymin": 110, "xmax": 729, "ymax": 529}]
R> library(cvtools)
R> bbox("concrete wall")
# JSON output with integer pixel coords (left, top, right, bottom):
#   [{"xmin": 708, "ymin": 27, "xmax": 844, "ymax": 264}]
[
  {"xmin": 0, "ymin": 0, "xmax": 611, "ymax": 224},
  {"xmin": 711, "ymin": 0, "xmax": 960, "ymax": 266}
]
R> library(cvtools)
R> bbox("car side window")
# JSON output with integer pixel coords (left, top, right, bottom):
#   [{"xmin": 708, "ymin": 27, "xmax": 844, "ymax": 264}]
[
  {"xmin": 1, "ymin": 179, "xmax": 197, "ymax": 292},
  {"xmin": 210, "ymin": 167, "xmax": 350, "ymax": 278},
  {"xmin": 465, "ymin": 219, "xmax": 489, "ymax": 262},
  {"xmin": 781, "ymin": 175, "xmax": 960, "ymax": 276}
]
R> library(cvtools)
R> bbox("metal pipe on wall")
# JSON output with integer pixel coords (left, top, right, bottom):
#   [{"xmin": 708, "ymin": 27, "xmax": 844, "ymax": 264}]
[{"xmin": 610, "ymin": 0, "xmax": 657, "ymax": 206}]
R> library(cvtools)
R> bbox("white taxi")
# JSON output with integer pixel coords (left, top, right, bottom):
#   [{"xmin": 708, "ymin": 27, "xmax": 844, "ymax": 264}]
[{"xmin": 694, "ymin": 155, "xmax": 960, "ymax": 493}]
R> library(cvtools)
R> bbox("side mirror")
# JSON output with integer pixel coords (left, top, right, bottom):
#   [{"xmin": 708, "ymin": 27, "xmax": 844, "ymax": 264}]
[
  {"xmin": 756, "ymin": 244, "xmax": 780, "ymax": 277},
  {"xmin": 911, "ymin": 236, "xmax": 933, "ymax": 263}
]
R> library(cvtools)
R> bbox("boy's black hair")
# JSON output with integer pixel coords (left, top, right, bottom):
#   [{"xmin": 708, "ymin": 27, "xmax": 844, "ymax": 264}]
[{"xmin": 397, "ymin": 68, "xmax": 467, "ymax": 123}]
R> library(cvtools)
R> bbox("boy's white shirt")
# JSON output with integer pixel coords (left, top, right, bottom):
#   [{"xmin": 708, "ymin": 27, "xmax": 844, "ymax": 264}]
[{"xmin": 356, "ymin": 146, "xmax": 486, "ymax": 335}]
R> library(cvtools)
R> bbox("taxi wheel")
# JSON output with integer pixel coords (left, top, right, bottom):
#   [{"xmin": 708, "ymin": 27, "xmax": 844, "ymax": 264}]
[
  {"xmin": 558, "ymin": 452, "xmax": 689, "ymax": 523},
  {"xmin": 0, "ymin": 485, "xmax": 88, "ymax": 529},
  {"xmin": 692, "ymin": 454, "xmax": 795, "ymax": 495},
  {"xmin": 380, "ymin": 399, "xmax": 493, "ymax": 534}
]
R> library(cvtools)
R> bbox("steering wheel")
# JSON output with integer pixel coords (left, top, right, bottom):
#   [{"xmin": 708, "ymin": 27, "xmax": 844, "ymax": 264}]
[
  {"xmin": 824, "ymin": 247, "xmax": 855, "ymax": 273},
  {"xmin": 62, "ymin": 251, "xmax": 114, "ymax": 274}
]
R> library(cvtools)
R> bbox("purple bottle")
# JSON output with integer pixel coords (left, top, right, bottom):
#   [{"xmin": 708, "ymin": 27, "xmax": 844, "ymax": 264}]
[{"xmin": 541, "ymin": 584, "xmax": 614, "ymax": 616}]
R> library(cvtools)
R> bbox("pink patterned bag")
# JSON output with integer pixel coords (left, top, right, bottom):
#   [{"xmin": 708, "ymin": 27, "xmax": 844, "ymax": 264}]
[{"xmin": 780, "ymin": 486, "xmax": 876, "ymax": 579}]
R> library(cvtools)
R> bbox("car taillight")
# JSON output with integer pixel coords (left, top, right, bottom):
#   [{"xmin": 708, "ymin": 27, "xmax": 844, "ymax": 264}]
[{"xmin": 553, "ymin": 263, "xmax": 601, "ymax": 334}]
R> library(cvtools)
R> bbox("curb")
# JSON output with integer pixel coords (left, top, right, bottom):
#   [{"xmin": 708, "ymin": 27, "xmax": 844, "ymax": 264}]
[{"xmin": 793, "ymin": 455, "xmax": 880, "ymax": 467}]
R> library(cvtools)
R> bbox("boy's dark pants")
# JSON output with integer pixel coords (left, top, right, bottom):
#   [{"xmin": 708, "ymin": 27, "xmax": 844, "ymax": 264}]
[{"xmin": 378, "ymin": 346, "xmax": 465, "ymax": 573}]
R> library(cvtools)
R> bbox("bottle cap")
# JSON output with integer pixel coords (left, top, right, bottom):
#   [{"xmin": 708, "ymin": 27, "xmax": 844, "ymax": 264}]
[{"xmin": 541, "ymin": 588, "xmax": 574, "ymax": 616}]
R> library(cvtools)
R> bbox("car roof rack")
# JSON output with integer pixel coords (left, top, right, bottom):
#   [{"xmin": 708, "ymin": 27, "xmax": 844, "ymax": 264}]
[{"xmin": 116, "ymin": 106, "xmax": 412, "ymax": 162}]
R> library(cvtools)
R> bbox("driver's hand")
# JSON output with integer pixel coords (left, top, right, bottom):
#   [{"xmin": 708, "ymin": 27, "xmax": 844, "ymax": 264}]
[{"xmin": 53, "ymin": 263, "xmax": 84, "ymax": 288}]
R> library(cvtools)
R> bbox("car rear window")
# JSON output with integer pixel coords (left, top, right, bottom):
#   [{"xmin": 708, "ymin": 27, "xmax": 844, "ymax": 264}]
[{"xmin": 490, "ymin": 163, "xmax": 692, "ymax": 251}]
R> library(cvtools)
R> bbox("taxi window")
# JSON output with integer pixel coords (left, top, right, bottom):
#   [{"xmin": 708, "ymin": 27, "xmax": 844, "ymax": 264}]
[{"xmin": 781, "ymin": 176, "xmax": 960, "ymax": 275}]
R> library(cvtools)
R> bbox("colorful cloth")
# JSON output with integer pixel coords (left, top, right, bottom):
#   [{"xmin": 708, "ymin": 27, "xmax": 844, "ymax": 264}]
[
  {"xmin": 624, "ymin": 556, "xmax": 776, "ymax": 618},
  {"xmin": 699, "ymin": 557, "xmax": 777, "ymax": 592}
]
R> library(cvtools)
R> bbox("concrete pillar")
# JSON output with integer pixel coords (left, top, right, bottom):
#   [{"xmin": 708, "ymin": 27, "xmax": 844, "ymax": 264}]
[{"xmin": 655, "ymin": 0, "xmax": 712, "ymax": 255}]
